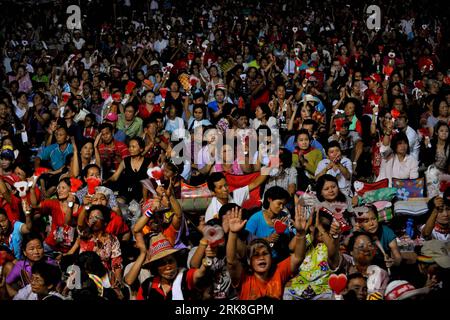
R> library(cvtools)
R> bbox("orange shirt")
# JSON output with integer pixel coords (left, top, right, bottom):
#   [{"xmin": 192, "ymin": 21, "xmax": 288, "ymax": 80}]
[{"xmin": 238, "ymin": 256, "xmax": 292, "ymax": 300}]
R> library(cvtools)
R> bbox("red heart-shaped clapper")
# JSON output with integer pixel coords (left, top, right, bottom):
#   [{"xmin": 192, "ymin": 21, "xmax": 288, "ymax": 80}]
[
  {"xmin": 274, "ymin": 220, "xmax": 287, "ymax": 234},
  {"xmin": 62, "ymin": 92, "xmax": 71, "ymax": 103},
  {"xmin": 159, "ymin": 87, "xmax": 168, "ymax": 99},
  {"xmin": 295, "ymin": 59, "xmax": 302, "ymax": 67},
  {"xmin": 148, "ymin": 167, "xmax": 164, "ymax": 181},
  {"xmin": 204, "ymin": 225, "xmax": 225, "ymax": 248},
  {"xmin": 190, "ymin": 77, "xmax": 199, "ymax": 87},
  {"xmin": 383, "ymin": 65, "xmax": 394, "ymax": 77},
  {"xmin": 187, "ymin": 52, "xmax": 195, "ymax": 61},
  {"xmin": 125, "ymin": 81, "xmax": 137, "ymax": 94},
  {"xmin": 34, "ymin": 167, "xmax": 50, "ymax": 178},
  {"xmin": 86, "ymin": 177, "xmax": 102, "ymax": 195},
  {"xmin": 378, "ymin": 45, "xmax": 384, "ymax": 53},
  {"xmin": 112, "ymin": 92, "xmax": 122, "ymax": 102},
  {"xmin": 70, "ymin": 178, "xmax": 83, "ymax": 193},
  {"xmin": 328, "ymin": 274, "xmax": 347, "ymax": 294}
]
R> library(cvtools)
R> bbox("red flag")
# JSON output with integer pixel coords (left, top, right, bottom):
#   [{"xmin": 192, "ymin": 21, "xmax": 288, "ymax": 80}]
[{"xmin": 224, "ymin": 172, "xmax": 261, "ymax": 210}]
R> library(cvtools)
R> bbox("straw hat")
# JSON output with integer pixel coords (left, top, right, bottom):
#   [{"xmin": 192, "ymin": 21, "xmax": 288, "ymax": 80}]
[{"xmin": 142, "ymin": 233, "xmax": 179, "ymax": 268}]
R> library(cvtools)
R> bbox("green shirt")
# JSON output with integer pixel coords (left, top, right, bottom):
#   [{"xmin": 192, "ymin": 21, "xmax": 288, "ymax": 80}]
[{"xmin": 117, "ymin": 114, "xmax": 143, "ymax": 138}]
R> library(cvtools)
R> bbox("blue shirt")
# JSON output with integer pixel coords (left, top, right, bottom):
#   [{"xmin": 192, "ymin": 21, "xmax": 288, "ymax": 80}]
[
  {"xmin": 245, "ymin": 210, "xmax": 291, "ymax": 259},
  {"xmin": 285, "ymin": 135, "xmax": 326, "ymax": 158},
  {"xmin": 10, "ymin": 221, "xmax": 24, "ymax": 259},
  {"xmin": 37, "ymin": 143, "xmax": 73, "ymax": 170}
]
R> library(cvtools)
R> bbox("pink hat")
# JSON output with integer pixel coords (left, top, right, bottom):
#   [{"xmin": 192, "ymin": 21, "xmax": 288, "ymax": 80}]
[{"xmin": 105, "ymin": 112, "xmax": 118, "ymax": 122}]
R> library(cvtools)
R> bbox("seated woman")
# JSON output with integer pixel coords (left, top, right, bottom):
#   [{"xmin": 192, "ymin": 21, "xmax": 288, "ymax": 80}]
[
  {"xmin": 164, "ymin": 104, "xmax": 185, "ymax": 140},
  {"xmin": 70, "ymin": 137, "xmax": 101, "ymax": 179},
  {"xmin": 420, "ymin": 194, "xmax": 450, "ymax": 241},
  {"xmin": 212, "ymin": 140, "xmax": 244, "ymax": 176},
  {"xmin": 71, "ymin": 205, "xmax": 123, "ymax": 288},
  {"xmin": 315, "ymin": 141, "xmax": 353, "ymax": 197},
  {"xmin": 293, "ymin": 129, "xmax": 322, "ymax": 189},
  {"xmin": 355, "ymin": 204, "xmax": 402, "ymax": 269},
  {"xmin": 125, "ymin": 233, "xmax": 210, "ymax": 300},
  {"xmin": 376, "ymin": 132, "xmax": 419, "ymax": 185},
  {"xmin": 245, "ymin": 186, "xmax": 292, "ymax": 262},
  {"xmin": 185, "ymin": 104, "xmax": 212, "ymax": 132},
  {"xmin": 251, "ymin": 103, "xmax": 277, "ymax": 131},
  {"xmin": 264, "ymin": 148, "xmax": 297, "ymax": 197},
  {"xmin": 5, "ymin": 233, "xmax": 56, "ymax": 299},
  {"xmin": 227, "ymin": 206, "xmax": 309, "ymax": 300},
  {"xmin": 420, "ymin": 121, "xmax": 450, "ymax": 173}
]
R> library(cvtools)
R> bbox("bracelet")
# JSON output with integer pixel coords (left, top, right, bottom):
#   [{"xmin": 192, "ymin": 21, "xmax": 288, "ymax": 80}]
[{"xmin": 144, "ymin": 209, "xmax": 153, "ymax": 218}]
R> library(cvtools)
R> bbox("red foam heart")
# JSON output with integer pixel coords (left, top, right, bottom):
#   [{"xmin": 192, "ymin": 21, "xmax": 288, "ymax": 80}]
[
  {"xmin": 190, "ymin": 77, "xmax": 199, "ymax": 87},
  {"xmin": 112, "ymin": 93, "xmax": 122, "ymax": 102},
  {"xmin": 125, "ymin": 81, "xmax": 137, "ymax": 94},
  {"xmin": 295, "ymin": 59, "xmax": 302, "ymax": 67},
  {"xmin": 70, "ymin": 178, "xmax": 83, "ymax": 193},
  {"xmin": 86, "ymin": 177, "xmax": 102, "ymax": 195},
  {"xmin": 159, "ymin": 87, "xmax": 168, "ymax": 99},
  {"xmin": 383, "ymin": 65, "xmax": 394, "ymax": 76},
  {"xmin": 328, "ymin": 274, "xmax": 347, "ymax": 294},
  {"xmin": 187, "ymin": 52, "xmax": 195, "ymax": 61},
  {"xmin": 151, "ymin": 169, "xmax": 164, "ymax": 181},
  {"xmin": 62, "ymin": 92, "xmax": 71, "ymax": 103},
  {"xmin": 274, "ymin": 220, "xmax": 287, "ymax": 234}
]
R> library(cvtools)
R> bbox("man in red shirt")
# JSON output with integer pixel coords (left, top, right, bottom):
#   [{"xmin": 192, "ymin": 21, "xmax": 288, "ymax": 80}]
[
  {"xmin": 96, "ymin": 123, "xmax": 130, "ymax": 180},
  {"xmin": 363, "ymin": 73, "xmax": 384, "ymax": 115}
]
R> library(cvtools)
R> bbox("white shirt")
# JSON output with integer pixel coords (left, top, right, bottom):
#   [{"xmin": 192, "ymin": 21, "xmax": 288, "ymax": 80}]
[
  {"xmin": 73, "ymin": 37, "xmax": 86, "ymax": 50},
  {"xmin": 251, "ymin": 117, "xmax": 278, "ymax": 130},
  {"xmin": 315, "ymin": 157, "xmax": 353, "ymax": 196},
  {"xmin": 377, "ymin": 145, "xmax": 419, "ymax": 186},
  {"xmin": 205, "ymin": 186, "xmax": 250, "ymax": 222},
  {"xmin": 405, "ymin": 126, "xmax": 420, "ymax": 160},
  {"xmin": 153, "ymin": 39, "xmax": 168, "ymax": 54}
]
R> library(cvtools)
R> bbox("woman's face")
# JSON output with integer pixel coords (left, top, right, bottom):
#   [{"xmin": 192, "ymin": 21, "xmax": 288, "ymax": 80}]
[
  {"xmin": 344, "ymin": 102, "xmax": 356, "ymax": 117},
  {"xmin": 124, "ymin": 106, "xmax": 135, "ymax": 121},
  {"xmin": 57, "ymin": 181, "xmax": 70, "ymax": 200},
  {"xmin": 0, "ymin": 157, "xmax": 12, "ymax": 170},
  {"xmin": 222, "ymin": 145, "xmax": 234, "ymax": 163},
  {"xmin": 321, "ymin": 181, "xmax": 339, "ymax": 201},
  {"xmin": 215, "ymin": 90, "xmax": 225, "ymax": 103},
  {"xmin": 439, "ymin": 101, "xmax": 449, "ymax": 117},
  {"xmin": 170, "ymin": 82, "xmax": 179, "ymax": 92},
  {"xmin": 437, "ymin": 125, "xmax": 449, "ymax": 141},
  {"xmin": 128, "ymin": 140, "xmax": 143, "ymax": 156},
  {"xmin": 14, "ymin": 166, "xmax": 27, "ymax": 181},
  {"xmin": 255, "ymin": 106, "xmax": 264, "ymax": 120},
  {"xmin": 351, "ymin": 235, "xmax": 375, "ymax": 266},
  {"xmin": 193, "ymin": 107, "xmax": 203, "ymax": 120},
  {"xmin": 297, "ymin": 133, "xmax": 310, "ymax": 150},
  {"xmin": 300, "ymin": 106, "xmax": 312, "ymax": 120},
  {"xmin": 84, "ymin": 116, "xmax": 93, "ymax": 128},
  {"xmin": 91, "ymin": 193, "xmax": 108, "ymax": 206},
  {"xmin": 360, "ymin": 210, "xmax": 379, "ymax": 234},
  {"xmin": 0, "ymin": 214, "xmax": 11, "ymax": 234},
  {"xmin": 209, "ymin": 67, "xmax": 218, "ymax": 77},
  {"xmin": 268, "ymin": 198, "xmax": 286, "ymax": 215},
  {"xmin": 88, "ymin": 209, "xmax": 105, "ymax": 231},
  {"xmin": 250, "ymin": 245, "xmax": 272, "ymax": 274},
  {"xmin": 436, "ymin": 206, "xmax": 450, "ymax": 225},
  {"xmin": 18, "ymin": 94, "xmax": 28, "ymax": 104},
  {"xmin": 145, "ymin": 92, "xmax": 155, "ymax": 104},
  {"xmin": 81, "ymin": 142, "xmax": 94, "ymax": 159},
  {"xmin": 156, "ymin": 254, "xmax": 178, "ymax": 280},
  {"xmin": 327, "ymin": 146, "xmax": 341, "ymax": 161},
  {"xmin": 276, "ymin": 86, "xmax": 286, "ymax": 99},
  {"xmin": 31, "ymin": 273, "xmax": 50, "ymax": 296},
  {"xmin": 24, "ymin": 239, "xmax": 44, "ymax": 262},
  {"xmin": 391, "ymin": 85, "xmax": 401, "ymax": 96},
  {"xmin": 395, "ymin": 140, "xmax": 408, "ymax": 155}
]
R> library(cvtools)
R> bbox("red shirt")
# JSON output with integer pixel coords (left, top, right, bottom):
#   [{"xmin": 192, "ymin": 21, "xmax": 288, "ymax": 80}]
[
  {"xmin": 105, "ymin": 211, "xmax": 130, "ymax": 237},
  {"xmin": 138, "ymin": 103, "xmax": 162, "ymax": 120},
  {"xmin": 98, "ymin": 140, "xmax": 130, "ymax": 171}
]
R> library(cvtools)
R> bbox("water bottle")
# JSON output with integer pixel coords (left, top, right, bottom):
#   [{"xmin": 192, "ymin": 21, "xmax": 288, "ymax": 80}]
[{"xmin": 406, "ymin": 218, "xmax": 414, "ymax": 238}]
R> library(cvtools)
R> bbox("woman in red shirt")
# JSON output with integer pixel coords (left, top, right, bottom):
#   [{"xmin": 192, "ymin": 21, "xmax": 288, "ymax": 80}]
[{"xmin": 138, "ymin": 90, "xmax": 162, "ymax": 121}]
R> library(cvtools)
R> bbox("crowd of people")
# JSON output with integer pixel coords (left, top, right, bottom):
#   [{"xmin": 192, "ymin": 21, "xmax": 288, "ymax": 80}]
[{"xmin": 0, "ymin": 0, "xmax": 449, "ymax": 301}]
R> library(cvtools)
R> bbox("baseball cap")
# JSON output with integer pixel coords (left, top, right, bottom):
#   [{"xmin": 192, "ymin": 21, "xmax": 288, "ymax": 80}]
[
  {"xmin": 364, "ymin": 73, "xmax": 382, "ymax": 83},
  {"xmin": 419, "ymin": 240, "xmax": 450, "ymax": 269},
  {"xmin": 104, "ymin": 112, "xmax": 118, "ymax": 122},
  {"xmin": 150, "ymin": 60, "xmax": 159, "ymax": 67},
  {"xmin": 0, "ymin": 149, "xmax": 15, "ymax": 160}
]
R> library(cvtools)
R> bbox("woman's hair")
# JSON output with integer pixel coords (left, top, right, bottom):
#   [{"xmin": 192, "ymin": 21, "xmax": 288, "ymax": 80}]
[
  {"xmin": 129, "ymin": 136, "xmax": 146, "ymax": 149},
  {"xmin": 432, "ymin": 98, "xmax": 448, "ymax": 118},
  {"xmin": 21, "ymin": 232, "xmax": 43, "ymax": 254},
  {"xmin": 31, "ymin": 261, "xmax": 62, "ymax": 288},
  {"xmin": 257, "ymin": 103, "xmax": 272, "ymax": 120},
  {"xmin": 262, "ymin": 186, "xmax": 290, "ymax": 209},
  {"xmin": 326, "ymin": 140, "xmax": 342, "ymax": 154},
  {"xmin": 77, "ymin": 251, "xmax": 107, "ymax": 278},
  {"xmin": 295, "ymin": 128, "xmax": 311, "ymax": 143},
  {"xmin": 192, "ymin": 104, "xmax": 207, "ymax": 120},
  {"xmin": 84, "ymin": 113, "xmax": 97, "ymax": 126},
  {"xmin": 390, "ymin": 132, "xmax": 410, "ymax": 155},
  {"xmin": 279, "ymin": 148, "xmax": 292, "ymax": 168},
  {"xmin": 316, "ymin": 174, "xmax": 347, "ymax": 202},
  {"xmin": 87, "ymin": 204, "xmax": 111, "ymax": 225},
  {"xmin": 80, "ymin": 138, "xmax": 95, "ymax": 150},
  {"xmin": 245, "ymin": 238, "xmax": 275, "ymax": 274}
]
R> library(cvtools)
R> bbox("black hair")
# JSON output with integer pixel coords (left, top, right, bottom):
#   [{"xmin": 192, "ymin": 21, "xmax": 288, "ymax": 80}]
[
  {"xmin": 77, "ymin": 251, "xmax": 107, "ymax": 278},
  {"xmin": 245, "ymin": 238, "xmax": 275, "ymax": 275},
  {"xmin": 82, "ymin": 164, "xmax": 101, "ymax": 178},
  {"xmin": 302, "ymin": 119, "xmax": 318, "ymax": 132},
  {"xmin": 390, "ymin": 132, "xmax": 410, "ymax": 155},
  {"xmin": 129, "ymin": 136, "xmax": 145, "ymax": 149},
  {"xmin": 218, "ymin": 203, "xmax": 241, "ymax": 220},
  {"xmin": 256, "ymin": 103, "xmax": 272, "ymax": 120},
  {"xmin": 279, "ymin": 148, "xmax": 292, "ymax": 168},
  {"xmin": 98, "ymin": 122, "xmax": 114, "ymax": 133},
  {"xmin": 21, "ymin": 232, "xmax": 43, "ymax": 254},
  {"xmin": 149, "ymin": 111, "xmax": 164, "ymax": 123},
  {"xmin": 87, "ymin": 204, "xmax": 111, "ymax": 225},
  {"xmin": 432, "ymin": 98, "xmax": 448, "ymax": 118},
  {"xmin": 347, "ymin": 272, "xmax": 366, "ymax": 284},
  {"xmin": 262, "ymin": 186, "xmax": 290, "ymax": 209},
  {"xmin": 316, "ymin": 174, "xmax": 347, "ymax": 202},
  {"xmin": 31, "ymin": 261, "xmax": 62, "ymax": 288},
  {"xmin": 207, "ymin": 172, "xmax": 226, "ymax": 192},
  {"xmin": 295, "ymin": 128, "xmax": 312, "ymax": 142},
  {"xmin": 326, "ymin": 140, "xmax": 342, "ymax": 154},
  {"xmin": 347, "ymin": 231, "xmax": 373, "ymax": 252}
]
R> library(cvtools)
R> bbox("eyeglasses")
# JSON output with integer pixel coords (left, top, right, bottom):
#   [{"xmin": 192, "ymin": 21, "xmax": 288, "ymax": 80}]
[{"xmin": 354, "ymin": 243, "xmax": 375, "ymax": 251}]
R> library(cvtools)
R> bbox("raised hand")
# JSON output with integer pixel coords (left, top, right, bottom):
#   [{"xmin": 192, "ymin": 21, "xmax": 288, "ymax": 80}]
[
  {"xmin": 294, "ymin": 205, "xmax": 312, "ymax": 235},
  {"xmin": 228, "ymin": 207, "xmax": 247, "ymax": 233}
]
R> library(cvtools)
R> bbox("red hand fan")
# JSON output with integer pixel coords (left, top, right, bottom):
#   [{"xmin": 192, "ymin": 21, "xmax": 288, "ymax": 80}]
[
  {"xmin": 70, "ymin": 178, "xmax": 83, "ymax": 193},
  {"xmin": 86, "ymin": 177, "xmax": 102, "ymax": 195},
  {"xmin": 125, "ymin": 81, "xmax": 137, "ymax": 94},
  {"xmin": 147, "ymin": 167, "xmax": 164, "ymax": 186},
  {"xmin": 328, "ymin": 274, "xmax": 347, "ymax": 295},
  {"xmin": 190, "ymin": 77, "xmax": 199, "ymax": 87},
  {"xmin": 159, "ymin": 87, "xmax": 168, "ymax": 101},
  {"xmin": 274, "ymin": 220, "xmax": 287, "ymax": 234},
  {"xmin": 112, "ymin": 92, "xmax": 122, "ymax": 102},
  {"xmin": 62, "ymin": 92, "xmax": 71, "ymax": 103}
]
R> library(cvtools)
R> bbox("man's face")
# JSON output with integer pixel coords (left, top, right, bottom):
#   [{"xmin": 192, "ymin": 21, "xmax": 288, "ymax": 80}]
[
  {"xmin": 124, "ymin": 106, "xmax": 135, "ymax": 121},
  {"xmin": 156, "ymin": 118, "xmax": 164, "ymax": 131},
  {"xmin": 302, "ymin": 124, "xmax": 314, "ymax": 136},
  {"xmin": 347, "ymin": 277, "xmax": 368, "ymax": 300},
  {"xmin": 213, "ymin": 178, "xmax": 229, "ymax": 200},
  {"xmin": 86, "ymin": 167, "xmax": 101, "ymax": 180},
  {"xmin": 55, "ymin": 128, "xmax": 68, "ymax": 145},
  {"xmin": 101, "ymin": 128, "xmax": 113, "ymax": 144},
  {"xmin": 395, "ymin": 116, "xmax": 407, "ymax": 130},
  {"xmin": 237, "ymin": 115, "xmax": 248, "ymax": 129}
]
